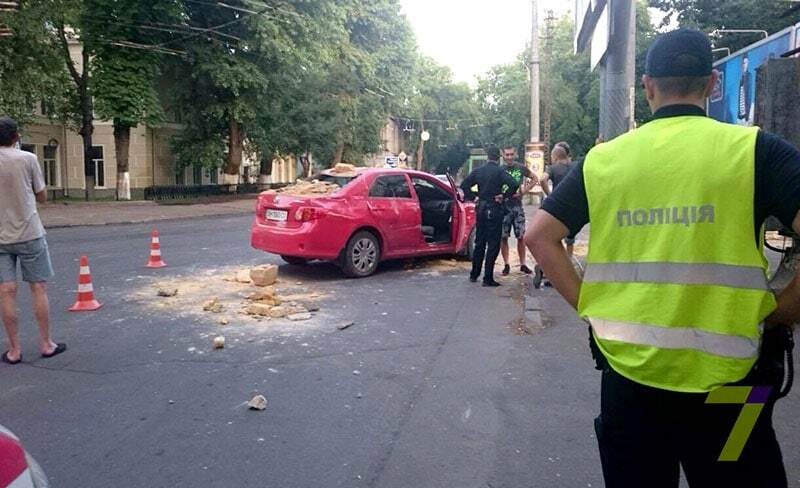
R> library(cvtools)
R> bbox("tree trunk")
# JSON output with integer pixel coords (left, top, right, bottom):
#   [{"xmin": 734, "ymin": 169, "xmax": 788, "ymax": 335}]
[
  {"xmin": 331, "ymin": 141, "xmax": 345, "ymax": 168},
  {"xmin": 223, "ymin": 115, "xmax": 242, "ymax": 187},
  {"xmin": 301, "ymin": 151, "xmax": 311, "ymax": 178},
  {"xmin": 114, "ymin": 122, "xmax": 131, "ymax": 200}
]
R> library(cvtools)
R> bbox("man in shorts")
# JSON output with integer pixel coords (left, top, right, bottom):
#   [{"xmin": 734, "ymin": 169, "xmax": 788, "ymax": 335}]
[
  {"xmin": 500, "ymin": 146, "xmax": 537, "ymax": 275},
  {"xmin": 0, "ymin": 117, "xmax": 66, "ymax": 365}
]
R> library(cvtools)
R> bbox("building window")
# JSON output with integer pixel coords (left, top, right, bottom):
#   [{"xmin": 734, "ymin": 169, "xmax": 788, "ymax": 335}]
[
  {"xmin": 90, "ymin": 146, "xmax": 105, "ymax": 188},
  {"xmin": 192, "ymin": 165, "xmax": 202, "ymax": 185},
  {"xmin": 208, "ymin": 168, "xmax": 218, "ymax": 185},
  {"xmin": 43, "ymin": 146, "xmax": 59, "ymax": 187}
]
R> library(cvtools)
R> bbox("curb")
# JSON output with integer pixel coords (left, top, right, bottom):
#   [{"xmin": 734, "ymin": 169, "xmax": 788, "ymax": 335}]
[{"xmin": 43, "ymin": 210, "xmax": 254, "ymax": 230}]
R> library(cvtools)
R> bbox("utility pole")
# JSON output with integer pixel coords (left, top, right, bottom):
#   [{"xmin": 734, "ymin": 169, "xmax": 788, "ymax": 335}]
[
  {"xmin": 529, "ymin": 0, "xmax": 540, "ymax": 143},
  {"xmin": 525, "ymin": 0, "xmax": 546, "ymax": 199},
  {"xmin": 542, "ymin": 10, "xmax": 555, "ymax": 161},
  {"xmin": 598, "ymin": 0, "xmax": 636, "ymax": 140}
]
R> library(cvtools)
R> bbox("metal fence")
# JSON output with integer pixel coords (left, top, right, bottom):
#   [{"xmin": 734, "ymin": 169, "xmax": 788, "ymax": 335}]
[{"xmin": 144, "ymin": 184, "xmax": 270, "ymax": 201}]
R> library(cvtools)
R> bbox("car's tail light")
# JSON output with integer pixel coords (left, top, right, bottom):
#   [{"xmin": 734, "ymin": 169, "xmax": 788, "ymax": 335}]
[{"xmin": 294, "ymin": 207, "xmax": 325, "ymax": 222}]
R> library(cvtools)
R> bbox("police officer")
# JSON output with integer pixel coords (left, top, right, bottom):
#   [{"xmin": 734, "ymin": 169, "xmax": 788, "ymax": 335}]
[
  {"xmin": 461, "ymin": 145, "xmax": 519, "ymax": 287},
  {"xmin": 526, "ymin": 29, "xmax": 800, "ymax": 487}
]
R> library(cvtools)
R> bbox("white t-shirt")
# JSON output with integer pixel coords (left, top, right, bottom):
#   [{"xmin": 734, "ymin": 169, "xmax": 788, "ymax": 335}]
[{"xmin": 0, "ymin": 146, "xmax": 46, "ymax": 244}]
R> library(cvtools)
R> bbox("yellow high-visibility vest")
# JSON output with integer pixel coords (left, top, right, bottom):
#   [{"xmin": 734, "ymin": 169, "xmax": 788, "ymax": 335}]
[{"xmin": 578, "ymin": 115, "xmax": 776, "ymax": 393}]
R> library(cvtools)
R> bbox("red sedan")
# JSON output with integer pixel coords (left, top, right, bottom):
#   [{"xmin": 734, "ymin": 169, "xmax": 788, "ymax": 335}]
[{"xmin": 251, "ymin": 168, "xmax": 476, "ymax": 277}]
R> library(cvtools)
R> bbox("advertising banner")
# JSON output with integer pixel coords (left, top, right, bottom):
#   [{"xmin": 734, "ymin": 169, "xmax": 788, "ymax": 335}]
[{"xmin": 709, "ymin": 29, "xmax": 793, "ymax": 125}]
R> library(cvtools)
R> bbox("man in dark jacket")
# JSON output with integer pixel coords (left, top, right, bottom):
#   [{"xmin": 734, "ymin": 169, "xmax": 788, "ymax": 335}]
[{"xmin": 461, "ymin": 146, "xmax": 519, "ymax": 286}]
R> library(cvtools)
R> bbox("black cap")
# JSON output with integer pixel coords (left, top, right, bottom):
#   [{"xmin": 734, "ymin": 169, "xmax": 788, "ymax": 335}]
[{"xmin": 645, "ymin": 28, "xmax": 712, "ymax": 77}]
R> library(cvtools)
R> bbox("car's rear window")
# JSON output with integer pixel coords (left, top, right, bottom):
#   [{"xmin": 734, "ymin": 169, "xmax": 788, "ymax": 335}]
[{"xmin": 315, "ymin": 173, "xmax": 359, "ymax": 188}]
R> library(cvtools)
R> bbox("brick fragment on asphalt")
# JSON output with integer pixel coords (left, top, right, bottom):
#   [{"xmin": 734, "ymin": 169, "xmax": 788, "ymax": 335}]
[
  {"xmin": 288, "ymin": 312, "xmax": 312, "ymax": 321},
  {"xmin": 248, "ymin": 395, "xmax": 268, "ymax": 411},
  {"xmin": 250, "ymin": 264, "xmax": 278, "ymax": 287},
  {"xmin": 202, "ymin": 298, "xmax": 224, "ymax": 313},
  {"xmin": 213, "ymin": 336, "xmax": 225, "ymax": 349},
  {"xmin": 157, "ymin": 288, "xmax": 178, "ymax": 297},
  {"xmin": 337, "ymin": 321, "xmax": 355, "ymax": 330}
]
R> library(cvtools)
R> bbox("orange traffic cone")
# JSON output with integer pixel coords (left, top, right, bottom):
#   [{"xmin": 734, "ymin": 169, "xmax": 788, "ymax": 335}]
[
  {"xmin": 145, "ymin": 228, "xmax": 167, "ymax": 268},
  {"xmin": 68, "ymin": 256, "xmax": 103, "ymax": 312}
]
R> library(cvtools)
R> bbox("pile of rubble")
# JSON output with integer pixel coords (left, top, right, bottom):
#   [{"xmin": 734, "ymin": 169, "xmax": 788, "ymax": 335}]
[{"xmin": 274, "ymin": 179, "xmax": 341, "ymax": 196}]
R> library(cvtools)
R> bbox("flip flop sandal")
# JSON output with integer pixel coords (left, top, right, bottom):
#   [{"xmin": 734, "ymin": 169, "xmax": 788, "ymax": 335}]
[
  {"xmin": 41, "ymin": 343, "xmax": 67, "ymax": 359},
  {"xmin": 2, "ymin": 351, "xmax": 22, "ymax": 365}
]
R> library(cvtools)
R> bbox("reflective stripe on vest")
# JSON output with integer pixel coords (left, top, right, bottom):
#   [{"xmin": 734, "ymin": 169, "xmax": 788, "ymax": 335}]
[
  {"xmin": 589, "ymin": 318, "xmax": 760, "ymax": 360},
  {"xmin": 584, "ymin": 262, "xmax": 769, "ymax": 290}
]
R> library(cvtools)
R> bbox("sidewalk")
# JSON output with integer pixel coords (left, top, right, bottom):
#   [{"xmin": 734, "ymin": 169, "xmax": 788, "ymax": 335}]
[{"xmin": 39, "ymin": 197, "xmax": 257, "ymax": 228}]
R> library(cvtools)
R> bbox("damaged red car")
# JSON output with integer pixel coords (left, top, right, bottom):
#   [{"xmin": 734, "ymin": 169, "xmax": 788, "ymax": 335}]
[{"xmin": 251, "ymin": 168, "xmax": 476, "ymax": 277}]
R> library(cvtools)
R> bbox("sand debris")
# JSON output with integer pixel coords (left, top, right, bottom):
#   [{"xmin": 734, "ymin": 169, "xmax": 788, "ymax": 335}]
[{"xmin": 288, "ymin": 313, "xmax": 312, "ymax": 322}]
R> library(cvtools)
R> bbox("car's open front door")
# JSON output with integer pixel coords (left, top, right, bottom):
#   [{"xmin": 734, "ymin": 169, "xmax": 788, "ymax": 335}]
[{"xmin": 447, "ymin": 173, "xmax": 470, "ymax": 251}]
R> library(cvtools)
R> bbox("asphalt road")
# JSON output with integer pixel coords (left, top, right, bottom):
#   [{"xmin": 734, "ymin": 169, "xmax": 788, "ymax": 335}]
[{"xmin": 1, "ymin": 215, "xmax": 798, "ymax": 487}]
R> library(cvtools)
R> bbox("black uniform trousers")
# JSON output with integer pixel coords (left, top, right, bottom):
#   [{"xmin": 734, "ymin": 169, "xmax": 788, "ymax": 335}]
[
  {"xmin": 470, "ymin": 201, "xmax": 504, "ymax": 283},
  {"xmin": 595, "ymin": 348, "xmax": 787, "ymax": 488}
]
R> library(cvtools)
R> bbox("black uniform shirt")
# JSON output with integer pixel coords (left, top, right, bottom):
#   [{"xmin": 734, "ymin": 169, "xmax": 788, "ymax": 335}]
[
  {"xmin": 461, "ymin": 160, "xmax": 519, "ymax": 202},
  {"xmin": 542, "ymin": 104, "xmax": 800, "ymax": 245}
]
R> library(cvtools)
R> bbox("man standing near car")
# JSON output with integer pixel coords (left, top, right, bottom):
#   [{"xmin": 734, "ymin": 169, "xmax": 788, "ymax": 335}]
[
  {"xmin": 461, "ymin": 145, "xmax": 519, "ymax": 287},
  {"xmin": 0, "ymin": 117, "xmax": 65, "ymax": 365},
  {"xmin": 500, "ymin": 145, "xmax": 537, "ymax": 276}
]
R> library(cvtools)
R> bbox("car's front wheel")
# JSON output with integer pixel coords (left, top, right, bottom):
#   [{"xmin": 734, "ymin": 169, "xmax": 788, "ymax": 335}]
[
  {"xmin": 281, "ymin": 255, "xmax": 308, "ymax": 266},
  {"xmin": 341, "ymin": 231, "xmax": 381, "ymax": 277}
]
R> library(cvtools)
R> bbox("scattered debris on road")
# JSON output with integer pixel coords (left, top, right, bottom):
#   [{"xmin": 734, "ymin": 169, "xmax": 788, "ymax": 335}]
[
  {"xmin": 213, "ymin": 336, "xmax": 225, "ymax": 349},
  {"xmin": 288, "ymin": 312, "xmax": 312, "ymax": 321},
  {"xmin": 248, "ymin": 395, "xmax": 268, "ymax": 411},
  {"xmin": 218, "ymin": 317, "xmax": 230, "ymax": 325}
]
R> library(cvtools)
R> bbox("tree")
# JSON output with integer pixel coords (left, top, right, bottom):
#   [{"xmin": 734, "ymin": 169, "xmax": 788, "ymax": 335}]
[
  {"xmin": 82, "ymin": 0, "xmax": 180, "ymax": 199},
  {"xmin": 0, "ymin": 1, "xmax": 73, "ymax": 126},
  {"xmin": 649, "ymin": 0, "xmax": 800, "ymax": 53}
]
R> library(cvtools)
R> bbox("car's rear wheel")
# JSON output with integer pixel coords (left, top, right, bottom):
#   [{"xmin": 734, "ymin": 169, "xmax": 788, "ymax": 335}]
[
  {"xmin": 341, "ymin": 231, "xmax": 380, "ymax": 277},
  {"xmin": 281, "ymin": 255, "xmax": 309, "ymax": 266},
  {"xmin": 457, "ymin": 227, "xmax": 476, "ymax": 260}
]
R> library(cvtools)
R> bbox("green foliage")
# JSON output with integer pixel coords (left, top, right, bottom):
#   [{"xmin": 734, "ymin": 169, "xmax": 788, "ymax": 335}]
[
  {"xmin": 0, "ymin": 1, "xmax": 76, "ymax": 125},
  {"xmin": 83, "ymin": 0, "xmax": 179, "ymax": 129},
  {"xmin": 649, "ymin": 0, "xmax": 800, "ymax": 53}
]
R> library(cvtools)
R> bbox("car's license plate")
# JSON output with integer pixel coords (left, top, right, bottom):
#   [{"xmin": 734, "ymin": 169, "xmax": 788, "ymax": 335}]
[{"xmin": 266, "ymin": 209, "xmax": 288, "ymax": 222}]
